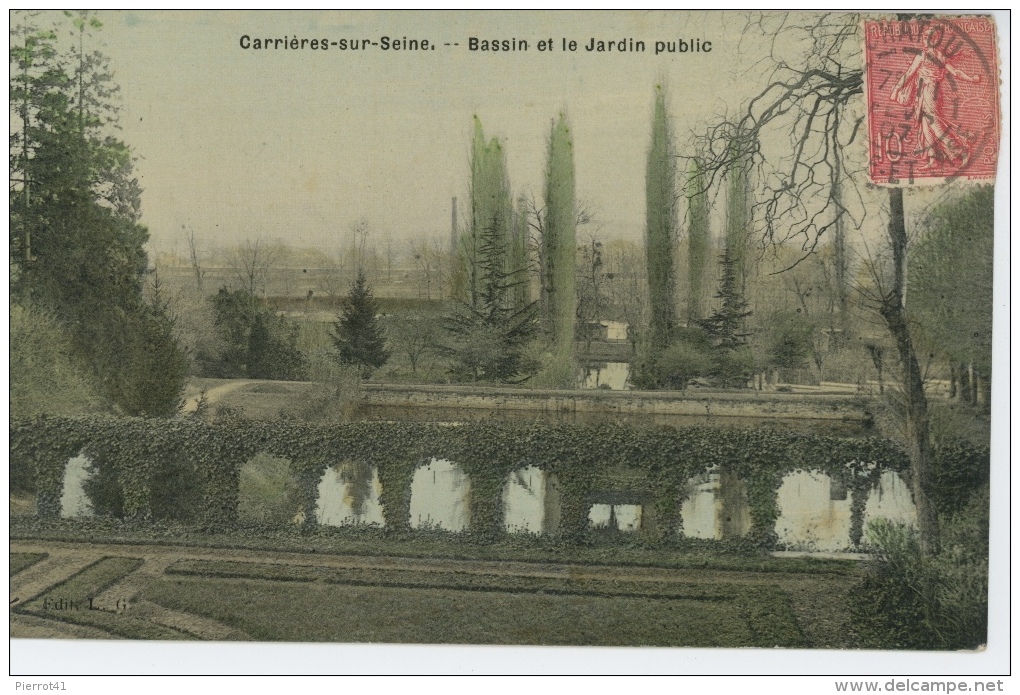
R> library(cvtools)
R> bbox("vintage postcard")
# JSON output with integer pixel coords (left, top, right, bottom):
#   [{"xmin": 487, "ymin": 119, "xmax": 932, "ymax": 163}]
[{"xmin": 9, "ymin": 10, "xmax": 1008, "ymax": 677}]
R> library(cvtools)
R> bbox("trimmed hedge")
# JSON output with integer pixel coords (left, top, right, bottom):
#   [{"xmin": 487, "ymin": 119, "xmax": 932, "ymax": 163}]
[{"xmin": 12, "ymin": 415, "xmax": 923, "ymax": 546}]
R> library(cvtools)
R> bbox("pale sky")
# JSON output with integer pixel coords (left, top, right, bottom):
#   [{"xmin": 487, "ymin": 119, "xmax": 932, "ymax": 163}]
[
  {"xmin": 42, "ymin": 10, "xmax": 759, "ymax": 255},
  {"xmin": 18, "ymin": 10, "xmax": 1008, "ymax": 260}
]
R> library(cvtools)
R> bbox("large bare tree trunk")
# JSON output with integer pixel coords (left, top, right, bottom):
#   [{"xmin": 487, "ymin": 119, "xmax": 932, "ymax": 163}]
[{"xmin": 881, "ymin": 188, "xmax": 940, "ymax": 555}]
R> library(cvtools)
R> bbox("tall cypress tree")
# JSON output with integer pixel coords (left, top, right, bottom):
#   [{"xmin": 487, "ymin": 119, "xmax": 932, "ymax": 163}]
[
  {"xmin": 333, "ymin": 270, "xmax": 389, "ymax": 376},
  {"xmin": 687, "ymin": 157, "xmax": 709, "ymax": 322},
  {"xmin": 460, "ymin": 117, "xmax": 514, "ymax": 310},
  {"xmin": 542, "ymin": 113, "xmax": 577, "ymax": 352},
  {"xmin": 645, "ymin": 86, "xmax": 678, "ymax": 347},
  {"xmin": 510, "ymin": 195, "xmax": 532, "ymax": 312},
  {"xmin": 725, "ymin": 138, "xmax": 751, "ymax": 293}
]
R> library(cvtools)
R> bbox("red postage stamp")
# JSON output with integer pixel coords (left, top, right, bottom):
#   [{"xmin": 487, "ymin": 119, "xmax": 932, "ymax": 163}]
[{"xmin": 864, "ymin": 16, "xmax": 1000, "ymax": 186}]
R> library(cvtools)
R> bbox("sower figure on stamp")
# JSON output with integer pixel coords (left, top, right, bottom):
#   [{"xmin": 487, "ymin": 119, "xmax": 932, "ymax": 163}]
[{"xmin": 890, "ymin": 23, "xmax": 981, "ymax": 169}]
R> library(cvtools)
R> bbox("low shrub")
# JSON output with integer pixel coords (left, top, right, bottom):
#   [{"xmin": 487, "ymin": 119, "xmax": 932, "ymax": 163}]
[{"xmin": 850, "ymin": 485, "xmax": 988, "ymax": 650}]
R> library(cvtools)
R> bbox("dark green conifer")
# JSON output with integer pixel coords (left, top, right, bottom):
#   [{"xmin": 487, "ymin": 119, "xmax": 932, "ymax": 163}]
[
  {"xmin": 645, "ymin": 86, "xmax": 678, "ymax": 347},
  {"xmin": 333, "ymin": 270, "xmax": 389, "ymax": 376}
]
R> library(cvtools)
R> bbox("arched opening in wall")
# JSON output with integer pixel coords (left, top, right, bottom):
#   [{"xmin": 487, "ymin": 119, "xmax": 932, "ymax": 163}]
[
  {"xmin": 238, "ymin": 453, "xmax": 301, "ymax": 525},
  {"xmin": 503, "ymin": 466, "xmax": 546, "ymax": 534},
  {"xmin": 863, "ymin": 470, "xmax": 917, "ymax": 538},
  {"xmin": 775, "ymin": 470, "xmax": 853, "ymax": 552},
  {"xmin": 680, "ymin": 471, "xmax": 719, "ymax": 539},
  {"xmin": 409, "ymin": 458, "xmax": 469, "ymax": 532},
  {"xmin": 61, "ymin": 453, "xmax": 95, "ymax": 518},
  {"xmin": 316, "ymin": 460, "xmax": 384, "ymax": 527}
]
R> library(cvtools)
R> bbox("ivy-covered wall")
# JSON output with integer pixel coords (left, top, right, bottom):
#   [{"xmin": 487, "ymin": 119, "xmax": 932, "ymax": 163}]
[{"xmin": 11, "ymin": 416, "xmax": 920, "ymax": 545}]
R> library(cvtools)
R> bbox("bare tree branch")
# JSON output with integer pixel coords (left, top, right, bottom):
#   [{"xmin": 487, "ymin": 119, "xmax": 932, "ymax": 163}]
[
  {"xmin": 229, "ymin": 238, "xmax": 277, "ymax": 297},
  {"xmin": 691, "ymin": 12, "xmax": 867, "ymax": 269}
]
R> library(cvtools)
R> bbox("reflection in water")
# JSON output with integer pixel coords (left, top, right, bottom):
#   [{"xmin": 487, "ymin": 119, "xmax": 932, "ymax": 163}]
[
  {"xmin": 340, "ymin": 460, "xmax": 374, "ymax": 517},
  {"xmin": 409, "ymin": 458, "xmax": 470, "ymax": 531},
  {"xmin": 864, "ymin": 470, "xmax": 917, "ymax": 532},
  {"xmin": 589, "ymin": 503, "xmax": 641, "ymax": 532},
  {"xmin": 316, "ymin": 462, "xmax": 384, "ymax": 527},
  {"xmin": 775, "ymin": 471, "xmax": 853, "ymax": 552},
  {"xmin": 603, "ymin": 321, "xmax": 629, "ymax": 341},
  {"xmin": 579, "ymin": 362, "xmax": 630, "ymax": 390},
  {"xmin": 503, "ymin": 466, "xmax": 545, "ymax": 533},
  {"xmin": 60, "ymin": 455, "xmax": 94, "ymax": 518},
  {"xmin": 680, "ymin": 473, "xmax": 719, "ymax": 539}
]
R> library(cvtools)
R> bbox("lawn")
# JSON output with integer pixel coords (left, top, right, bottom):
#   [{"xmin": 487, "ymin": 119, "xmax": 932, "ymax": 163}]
[
  {"xmin": 10, "ymin": 552, "xmax": 47, "ymax": 576},
  {"xmin": 147, "ymin": 577, "xmax": 751, "ymax": 646},
  {"xmin": 144, "ymin": 558, "xmax": 806, "ymax": 647},
  {"xmin": 10, "ymin": 521, "xmax": 860, "ymax": 647}
]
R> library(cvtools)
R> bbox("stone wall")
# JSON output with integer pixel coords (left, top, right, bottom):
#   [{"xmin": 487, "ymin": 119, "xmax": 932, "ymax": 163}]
[{"xmin": 360, "ymin": 383, "xmax": 870, "ymax": 424}]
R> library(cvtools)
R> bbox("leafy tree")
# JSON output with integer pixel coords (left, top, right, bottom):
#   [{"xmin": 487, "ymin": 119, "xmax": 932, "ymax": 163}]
[
  {"xmin": 851, "ymin": 487, "xmax": 989, "ymax": 650},
  {"xmin": 909, "ymin": 186, "xmax": 994, "ymax": 402},
  {"xmin": 333, "ymin": 270, "xmax": 389, "ymax": 377},
  {"xmin": 207, "ymin": 288, "xmax": 305, "ymax": 380},
  {"xmin": 9, "ymin": 10, "xmax": 187, "ymax": 416},
  {"xmin": 651, "ymin": 327, "xmax": 714, "ymax": 390},
  {"xmin": 114, "ymin": 272, "xmax": 190, "ymax": 415},
  {"xmin": 657, "ymin": 344, "xmax": 714, "ymax": 391},
  {"xmin": 248, "ymin": 312, "xmax": 305, "ymax": 381},
  {"xmin": 645, "ymin": 85, "xmax": 678, "ymax": 347},
  {"xmin": 207, "ymin": 288, "xmax": 257, "ymax": 377},
  {"xmin": 762, "ymin": 309, "xmax": 815, "ymax": 371},
  {"xmin": 9, "ymin": 295, "xmax": 104, "ymax": 418},
  {"xmin": 10, "ymin": 12, "xmax": 61, "ymax": 260},
  {"xmin": 385, "ymin": 312, "xmax": 439, "ymax": 376},
  {"xmin": 442, "ymin": 218, "xmax": 538, "ymax": 383},
  {"xmin": 748, "ymin": 308, "xmax": 815, "ymax": 388}
]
